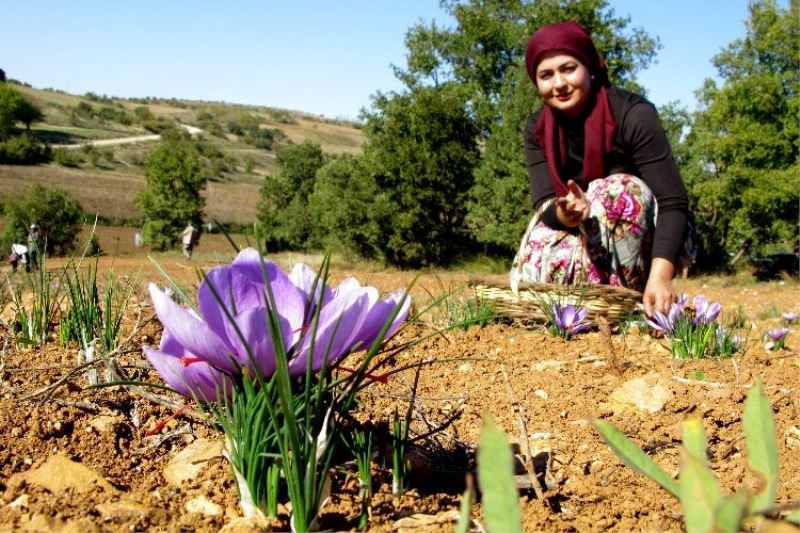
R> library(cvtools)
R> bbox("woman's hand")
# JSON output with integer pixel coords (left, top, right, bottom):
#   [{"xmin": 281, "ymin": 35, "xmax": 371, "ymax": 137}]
[
  {"xmin": 643, "ymin": 258, "xmax": 678, "ymax": 316},
  {"xmin": 555, "ymin": 180, "xmax": 590, "ymax": 227}
]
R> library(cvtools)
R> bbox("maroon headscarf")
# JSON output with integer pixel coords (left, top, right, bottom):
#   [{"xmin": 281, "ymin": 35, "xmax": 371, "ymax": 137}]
[{"xmin": 524, "ymin": 21, "xmax": 616, "ymax": 197}]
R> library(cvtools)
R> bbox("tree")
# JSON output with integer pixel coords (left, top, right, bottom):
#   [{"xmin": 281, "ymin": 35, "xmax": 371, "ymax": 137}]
[
  {"xmin": 134, "ymin": 136, "xmax": 206, "ymax": 250},
  {"xmin": 256, "ymin": 142, "xmax": 326, "ymax": 251},
  {"xmin": 361, "ymin": 83, "xmax": 479, "ymax": 267},
  {"xmin": 1, "ymin": 183, "xmax": 83, "ymax": 255},
  {"xmin": 0, "ymin": 83, "xmax": 47, "ymax": 163},
  {"xmin": 683, "ymin": 0, "xmax": 799, "ymax": 269},
  {"xmin": 387, "ymin": 0, "xmax": 661, "ymax": 255},
  {"xmin": 307, "ymin": 154, "xmax": 389, "ymax": 259}
]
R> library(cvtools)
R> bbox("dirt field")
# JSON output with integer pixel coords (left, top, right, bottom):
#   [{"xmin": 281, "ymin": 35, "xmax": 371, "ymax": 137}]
[{"xmin": 0, "ymin": 237, "xmax": 798, "ymax": 531}]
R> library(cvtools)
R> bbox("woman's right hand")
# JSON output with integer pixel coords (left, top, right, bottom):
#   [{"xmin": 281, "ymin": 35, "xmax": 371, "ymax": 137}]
[{"xmin": 555, "ymin": 179, "xmax": 589, "ymax": 227}]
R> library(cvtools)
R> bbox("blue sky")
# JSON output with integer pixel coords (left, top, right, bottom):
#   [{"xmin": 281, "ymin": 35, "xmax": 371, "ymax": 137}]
[{"xmin": 0, "ymin": 1, "xmax": 775, "ymax": 120}]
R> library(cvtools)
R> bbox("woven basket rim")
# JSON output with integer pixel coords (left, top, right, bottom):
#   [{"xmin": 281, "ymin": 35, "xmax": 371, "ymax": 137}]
[{"xmin": 468, "ymin": 276, "xmax": 643, "ymax": 301}]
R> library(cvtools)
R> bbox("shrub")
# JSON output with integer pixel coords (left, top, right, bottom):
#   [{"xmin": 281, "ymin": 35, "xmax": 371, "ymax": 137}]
[
  {"xmin": 53, "ymin": 147, "xmax": 82, "ymax": 167},
  {"xmin": 1, "ymin": 183, "xmax": 83, "ymax": 255},
  {"xmin": 0, "ymin": 132, "xmax": 50, "ymax": 164}
]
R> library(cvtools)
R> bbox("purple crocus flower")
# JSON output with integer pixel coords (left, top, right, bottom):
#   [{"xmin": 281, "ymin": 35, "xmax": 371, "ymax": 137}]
[
  {"xmin": 692, "ymin": 295, "xmax": 721, "ymax": 325},
  {"xmin": 553, "ymin": 304, "xmax": 591, "ymax": 337},
  {"xmin": 143, "ymin": 248, "xmax": 411, "ymax": 400},
  {"xmin": 782, "ymin": 312, "xmax": 799, "ymax": 324},
  {"xmin": 766, "ymin": 328, "xmax": 789, "ymax": 342},
  {"xmin": 645, "ymin": 294, "xmax": 688, "ymax": 334}
]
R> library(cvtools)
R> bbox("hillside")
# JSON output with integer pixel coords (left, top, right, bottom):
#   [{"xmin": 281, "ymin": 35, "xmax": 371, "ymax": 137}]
[{"xmin": 0, "ymin": 83, "xmax": 365, "ymax": 225}]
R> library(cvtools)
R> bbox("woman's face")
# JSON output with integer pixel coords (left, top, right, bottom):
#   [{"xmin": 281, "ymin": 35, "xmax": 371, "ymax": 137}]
[{"xmin": 535, "ymin": 51, "xmax": 592, "ymax": 118}]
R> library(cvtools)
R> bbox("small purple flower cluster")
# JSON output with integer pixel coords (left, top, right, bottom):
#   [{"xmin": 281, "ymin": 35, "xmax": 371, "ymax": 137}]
[{"xmin": 644, "ymin": 294, "xmax": 740, "ymax": 359}]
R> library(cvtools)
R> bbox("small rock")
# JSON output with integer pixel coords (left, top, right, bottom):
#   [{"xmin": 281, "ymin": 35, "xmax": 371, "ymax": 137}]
[
  {"xmin": 164, "ymin": 438, "xmax": 224, "ymax": 486},
  {"xmin": 220, "ymin": 515, "xmax": 275, "ymax": 533},
  {"xmin": 186, "ymin": 495, "xmax": 223, "ymax": 516},
  {"xmin": 88, "ymin": 415, "xmax": 121, "ymax": 433},
  {"xmin": 457, "ymin": 363, "xmax": 473, "ymax": 373},
  {"xmin": 533, "ymin": 389, "xmax": 548, "ymax": 400},
  {"xmin": 19, "ymin": 513, "xmax": 99, "ymax": 533},
  {"xmin": 96, "ymin": 500, "xmax": 163, "ymax": 522},
  {"xmin": 606, "ymin": 373, "xmax": 672, "ymax": 414},
  {"xmin": 8, "ymin": 494, "xmax": 29, "ymax": 510},
  {"xmin": 7, "ymin": 454, "xmax": 117, "ymax": 496},
  {"xmin": 785, "ymin": 426, "xmax": 800, "ymax": 449}
]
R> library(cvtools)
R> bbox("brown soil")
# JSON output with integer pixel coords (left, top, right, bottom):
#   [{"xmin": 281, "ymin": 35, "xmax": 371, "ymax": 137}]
[{"xmin": 1, "ymin": 247, "xmax": 798, "ymax": 532}]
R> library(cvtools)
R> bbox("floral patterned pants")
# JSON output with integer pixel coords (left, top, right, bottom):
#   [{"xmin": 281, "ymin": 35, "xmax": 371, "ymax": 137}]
[{"xmin": 510, "ymin": 174, "xmax": 655, "ymax": 293}]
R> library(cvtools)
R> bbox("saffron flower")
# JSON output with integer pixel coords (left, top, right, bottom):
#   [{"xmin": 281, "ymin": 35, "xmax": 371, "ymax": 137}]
[
  {"xmin": 766, "ymin": 328, "xmax": 789, "ymax": 350},
  {"xmin": 692, "ymin": 295, "xmax": 721, "ymax": 325},
  {"xmin": 143, "ymin": 248, "xmax": 411, "ymax": 400},
  {"xmin": 782, "ymin": 312, "xmax": 798, "ymax": 324},
  {"xmin": 552, "ymin": 304, "xmax": 591, "ymax": 338},
  {"xmin": 645, "ymin": 294, "xmax": 688, "ymax": 334}
]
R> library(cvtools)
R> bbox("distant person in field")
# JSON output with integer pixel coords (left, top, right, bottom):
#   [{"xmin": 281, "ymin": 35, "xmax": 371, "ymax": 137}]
[
  {"xmin": 27, "ymin": 223, "xmax": 41, "ymax": 272},
  {"xmin": 9, "ymin": 243, "xmax": 27, "ymax": 273},
  {"xmin": 510, "ymin": 21, "xmax": 692, "ymax": 317},
  {"xmin": 182, "ymin": 223, "xmax": 200, "ymax": 259},
  {"xmin": 134, "ymin": 230, "xmax": 144, "ymax": 249}
]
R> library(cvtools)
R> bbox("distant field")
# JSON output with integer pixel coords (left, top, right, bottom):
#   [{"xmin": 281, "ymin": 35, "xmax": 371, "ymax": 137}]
[
  {"xmin": 0, "ymin": 163, "xmax": 259, "ymax": 225},
  {"xmin": 1, "ymin": 84, "xmax": 365, "ymax": 226}
]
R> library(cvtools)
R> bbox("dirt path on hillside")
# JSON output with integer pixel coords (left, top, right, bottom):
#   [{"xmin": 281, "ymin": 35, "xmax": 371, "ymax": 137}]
[{"xmin": 59, "ymin": 124, "xmax": 203, "ymax": 149}]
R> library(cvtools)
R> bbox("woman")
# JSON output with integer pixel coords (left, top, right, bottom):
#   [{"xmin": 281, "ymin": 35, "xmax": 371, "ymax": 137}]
[{"xmin": 510, "ymin": 21, "xmax": 689, "ymax": 316}]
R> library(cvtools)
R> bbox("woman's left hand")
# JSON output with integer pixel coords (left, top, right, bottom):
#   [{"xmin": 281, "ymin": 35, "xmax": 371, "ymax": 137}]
[{"xmin": 643, "ymin": 258, "xmax": 678, "ymax": 316}]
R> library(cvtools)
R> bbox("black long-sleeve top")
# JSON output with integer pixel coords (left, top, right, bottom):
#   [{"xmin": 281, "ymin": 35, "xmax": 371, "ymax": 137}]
[{"xmin": 524, "ymin": 87, "xmax": 689, "ymax": 264}]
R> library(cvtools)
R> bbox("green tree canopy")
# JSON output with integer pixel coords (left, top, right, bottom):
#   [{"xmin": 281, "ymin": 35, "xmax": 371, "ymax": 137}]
[
  {"xmin": 134, "ymin": 135, "xmax": 206, "ymax": 250},
  {"xmin": 1, "ymin": 183, "xmax": 83, "ymax": 255},
  {"xmin": 307, "ymin": 154, "xmax": 388, "ymax": 259},
  {"xmin": 684, "ymin": 0, "xmax": 799, "ymax": 268},
  {"xmin": 257, "ymin": 142, "xmax": 326, "ymax": 251},
  {"xmin": 0, "ymin": 83, "xmax": 43, "ymax": 141},
  {"xmin": 362, "ymin": 83, "xmax": 479, "ymax": 267}
]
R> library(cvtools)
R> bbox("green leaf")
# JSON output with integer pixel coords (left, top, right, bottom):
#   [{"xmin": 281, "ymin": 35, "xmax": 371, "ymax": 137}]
[
  {"xmin": 454, "ymin": 479, "xmax": 474, "ymax": 533},
  {"xmin": 592, "ymin": 419, "xmax": 680, "ymax": 499},
  {"xmin": 680, "ymin": 448, "xmax": 723, "ymax": 533},
  {"xmin": 743, "ymin": 382, "xmax": 779, "ymax": 513},
  {"xmin": 477, "ymin": 416, "xmax": 522, "ymax": 533},
  {"xmin": 785, "ymin": 508, "xmax": 800, "ymax": 524},
  {"xmin": 713, "ymin": 492, "xmax": 748, "ymax": 533},
  {"xmin": 682, "ymin": 418, "xmax": 709, "ymax": 467}
]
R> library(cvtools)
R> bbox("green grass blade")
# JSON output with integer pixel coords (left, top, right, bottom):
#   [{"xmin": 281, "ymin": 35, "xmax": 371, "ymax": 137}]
[
  {"xmin": 680, "ymin": 448, "xmax": 723, "ymax": 533},
  {"xmin": 785, "ymin": 508, "xmax": 800, "ymax": 524},
  {"xmin": 592, "ymin": 419, "xmax": 679, "ymax": 498},
  {"xmin": 682, "ymin": 417, "xmax": 709, "ymax": 467},
  {"xmin": 477, "ymin": 416, "xmax": 522, "ymax": 533},
  {"xmin": 713, "ymin": 492, "xmax": 748, "ymax": 533},
  {"xmin": 454, "ymin": 478, "xmax": 474, "ymax": 533},
  {"xmin": 742, "ymin": 382, "xmax": 779, "ymax": 513}
]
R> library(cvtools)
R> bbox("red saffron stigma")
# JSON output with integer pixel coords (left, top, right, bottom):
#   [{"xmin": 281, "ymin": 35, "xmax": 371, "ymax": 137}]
[
  {"xmin": 180, "ymin": 356, "xmax": 203, "ymax": 367},
  {"xmin": 292, "ymin": 323, "xmax": 311, "ymax": 334},
  {"xmin": 145, "ymin": 402, "xmax": 195, "ymax": 436}
]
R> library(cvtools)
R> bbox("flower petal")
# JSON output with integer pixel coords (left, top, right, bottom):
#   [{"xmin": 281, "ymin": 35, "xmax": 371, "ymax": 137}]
[
  {"xmin": 221, "ymin": 306, "xmax": 294, "ymax": 378},
  {"xmin": 289, "ymin": 286, "xmax": 370, "ymax": 377},
  {"xmin": 149, "ymin": 284, "xmax": 237, "ymax": 372},
  {"xmin": 144, "ymin": 339, "xmax": 230, "ymax": 401},
  {"xmin": 357, "ymin": 289, "xmax": 412, "ymax": 351},
  {"xmin": 290, "ymin": 263, "xmax": 333, "ymax": 310}
]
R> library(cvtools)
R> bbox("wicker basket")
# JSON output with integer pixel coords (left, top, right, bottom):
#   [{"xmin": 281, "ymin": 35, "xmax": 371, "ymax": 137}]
[{"xmin": 471, "ymin": 277, "xmax": 642, "ymax": 325}]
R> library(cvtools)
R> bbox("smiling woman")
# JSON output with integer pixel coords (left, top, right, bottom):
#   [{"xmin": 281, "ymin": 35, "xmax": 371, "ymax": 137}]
[{"xmin": 510, "ymin": 20, "xmax": 692, "ymax": 319}]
